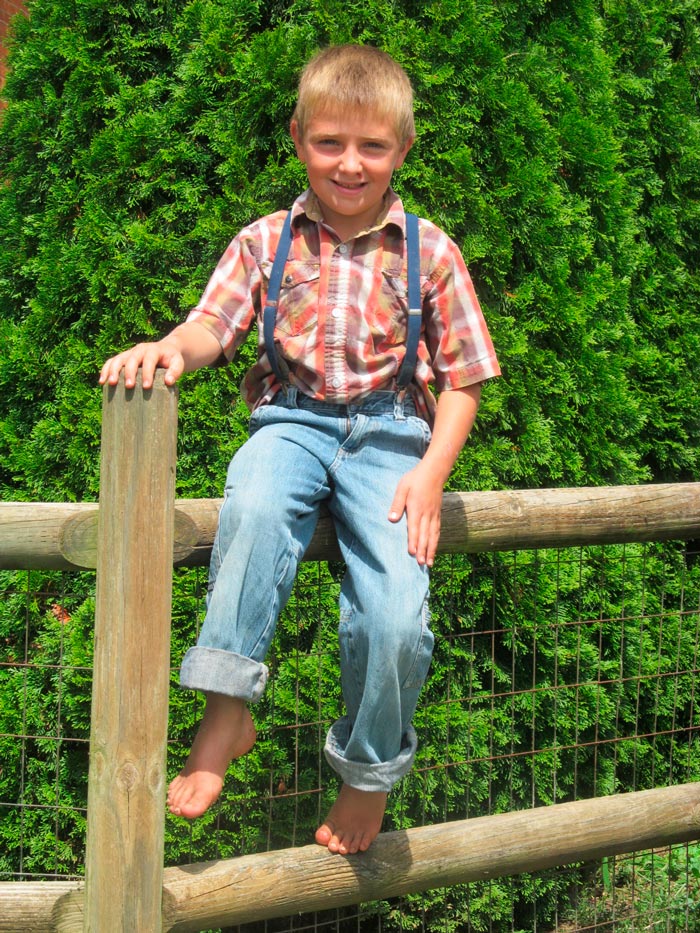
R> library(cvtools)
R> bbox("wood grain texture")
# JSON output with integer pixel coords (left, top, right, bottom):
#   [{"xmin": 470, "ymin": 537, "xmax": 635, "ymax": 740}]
[
  {"xmin": 2, "ymin": 483, "xmax": 699, "ymax": 570},
  {"xmin": 7, "ymin": 783, "xmax": 700, "ymax": 932},
  {"xmin": 83, "ymin": 372, "xmax": 178, "ymax": 933},
  {"xmin": 159, "ymin": 783, "xmax": 700, "ymax": 932}
]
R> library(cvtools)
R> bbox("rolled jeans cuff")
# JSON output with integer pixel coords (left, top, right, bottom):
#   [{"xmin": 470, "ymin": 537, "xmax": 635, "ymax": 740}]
[
  {"xmin": 323, "ymin": 716, "xmax": 417, "ymax": 793},
  {"xmin": 179, "ymin": 646, "xmax": 269, "ymax": 703}
]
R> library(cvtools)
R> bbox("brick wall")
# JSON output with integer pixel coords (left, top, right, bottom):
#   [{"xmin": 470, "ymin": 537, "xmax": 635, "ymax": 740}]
[{"xmin": 0, "ymin": 0, "xmax": 28, "ymax": 99}]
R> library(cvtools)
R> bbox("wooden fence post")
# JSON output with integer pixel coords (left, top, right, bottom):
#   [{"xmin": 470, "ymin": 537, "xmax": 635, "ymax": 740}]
[{"xmin": 83, "ymin": 371, "xmax": 178, "ymax": 932}]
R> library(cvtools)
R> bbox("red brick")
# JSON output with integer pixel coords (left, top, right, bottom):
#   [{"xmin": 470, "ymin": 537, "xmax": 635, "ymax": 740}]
[{"xmin": 0, "ymin": 0, "xmax": 29, "ymax": 99}]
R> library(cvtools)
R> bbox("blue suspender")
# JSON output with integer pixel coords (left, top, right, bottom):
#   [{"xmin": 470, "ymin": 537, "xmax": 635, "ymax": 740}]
[
  {"xmin": 395, "ymin": 211, "xmax": 421, "ymax": 390},
  {"xmin": 262, "ymin": 210, "xmax": 294, "ymax": 388},
  {"xmin": 263, "ymin": 211, "xmax": 422, "ymax": 391}
]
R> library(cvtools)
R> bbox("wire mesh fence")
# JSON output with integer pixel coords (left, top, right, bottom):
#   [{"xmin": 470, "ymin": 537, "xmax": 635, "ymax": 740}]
[{"xmin": 1, "ymin": 538, "xmax": 699, "ymax": 931}]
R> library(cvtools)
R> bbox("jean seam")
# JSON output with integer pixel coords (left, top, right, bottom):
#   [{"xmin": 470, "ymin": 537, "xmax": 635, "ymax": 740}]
[
  {"xmin": 402, "ymin": 614, "xmax": 433, "ymax": 690},
  {"xmin": 338, "ymin": 607, "xmax": 362, "ymax": 700},
  {"xmin": 248, "ymin": 533, "xmax": 297, "ymax": 659}
]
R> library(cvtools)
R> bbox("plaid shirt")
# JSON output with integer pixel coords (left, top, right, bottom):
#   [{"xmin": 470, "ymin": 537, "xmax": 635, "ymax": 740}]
[{"xmin": 187, "ymin": 189, "xmax": 500, "ymax": 423}]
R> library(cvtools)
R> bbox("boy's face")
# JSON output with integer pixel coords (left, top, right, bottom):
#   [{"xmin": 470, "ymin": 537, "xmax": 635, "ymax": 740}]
[{"xmin": 290, "ymin": 110, "xmax": 413, "ymax": 241}]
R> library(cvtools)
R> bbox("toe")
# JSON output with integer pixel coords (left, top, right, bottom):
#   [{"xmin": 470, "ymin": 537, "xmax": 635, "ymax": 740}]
[
  {"xmin": 343, "ymin": 831, "xmax": 363, "ymax": 855},
  {"xmin": 315, "ymin": 821, "xmax": 334, "ymax": 847},
  {"xmin": 333, "ymin": 829, "xmax": 356, "ymax": 856}
]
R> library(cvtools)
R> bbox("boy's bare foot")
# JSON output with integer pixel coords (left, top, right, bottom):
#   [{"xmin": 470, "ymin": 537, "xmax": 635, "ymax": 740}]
[
  {"xmin": 315, "ymin": 784, "xmax": 388, "ymax": 854},
  {"xmin": 167, "ymin": 693, "xmax": 256, "ymax": 819}
]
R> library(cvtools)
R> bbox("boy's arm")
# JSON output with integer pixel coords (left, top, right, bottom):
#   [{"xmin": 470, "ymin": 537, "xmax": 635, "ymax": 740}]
[
  {"xmin": 388, "ymin": 383, "xmax": 482, "ymax": 567},
  {"xmin": 99, "ymin": 321, "xmax": 224, "ymax": 390}
]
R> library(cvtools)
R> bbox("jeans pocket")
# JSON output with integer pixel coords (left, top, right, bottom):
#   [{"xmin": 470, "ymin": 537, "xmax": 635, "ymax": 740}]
[
  {"xmin": 248, "ymin": 406, "xmax": 268, "ymax": 437},
  {"xmin": 409, "ymin": 415, "xmax": 432, "ymax": 453}
]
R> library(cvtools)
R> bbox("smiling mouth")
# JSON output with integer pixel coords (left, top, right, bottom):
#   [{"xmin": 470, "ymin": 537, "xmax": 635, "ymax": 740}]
[{"xmin": 332, "ymin": 180, "xmax": 367, "ymax": 190}]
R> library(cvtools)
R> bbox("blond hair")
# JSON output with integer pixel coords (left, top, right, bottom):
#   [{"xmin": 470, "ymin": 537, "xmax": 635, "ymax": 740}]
[{"xmin": 292, "ymin": 45, "xmax": 415, "ymax": 146}]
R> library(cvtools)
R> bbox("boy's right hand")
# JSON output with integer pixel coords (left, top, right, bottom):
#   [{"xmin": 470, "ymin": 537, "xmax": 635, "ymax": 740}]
[
  {"xmin": 99, "ymin": 339, "xmax": 186, "ymax": 391},
  {"xmin": 99, "ymin": 322, "xmax": 224, "ymax": 390}
]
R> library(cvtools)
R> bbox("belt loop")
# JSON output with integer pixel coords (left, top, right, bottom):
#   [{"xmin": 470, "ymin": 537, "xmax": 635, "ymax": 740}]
[
  {"xmin": 393, "ymin": 390, "xmax": 407, "ymax": 420},
  {"xmin": 286, "ymin": 385, "xmax": 298, "ymax": 407}
]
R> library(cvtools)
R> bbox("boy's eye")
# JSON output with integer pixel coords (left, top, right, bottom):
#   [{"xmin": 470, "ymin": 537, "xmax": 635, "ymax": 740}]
[{"xmin": 311, "ymin": 138, "xmax": 390, "ymax": 152}]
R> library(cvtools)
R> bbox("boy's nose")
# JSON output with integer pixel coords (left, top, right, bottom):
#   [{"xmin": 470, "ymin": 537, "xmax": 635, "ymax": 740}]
[{"xmin": 339, "ymin": 146, "xmax": 362, "ymax": 173}]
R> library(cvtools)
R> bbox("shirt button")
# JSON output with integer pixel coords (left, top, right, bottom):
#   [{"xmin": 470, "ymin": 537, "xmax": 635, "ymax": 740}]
[
  {"xmin": 331, "ymin": 307, "xmax": 343, "ymax": 319},
  {"xmin": 330, "ymin": 377, "xmax": 342, "ymax": 388},
  {"xmin": 338, "ymin": 244, "xmax": 349, "ymax": 255}
]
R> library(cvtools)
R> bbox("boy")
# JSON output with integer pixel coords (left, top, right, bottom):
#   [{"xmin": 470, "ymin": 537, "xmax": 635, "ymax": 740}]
[{"xmin": 100, "ymin": 44, "xmax": 500, "ymax": 855}]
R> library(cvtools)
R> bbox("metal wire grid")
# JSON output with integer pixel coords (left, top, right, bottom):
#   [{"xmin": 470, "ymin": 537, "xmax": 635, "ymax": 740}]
[
  {"xmin": 0, "ymin": 569, "xmax": 92, "ymax": 881},
  {"xmin": 1, "ymin": 541, "xmax": 699, "ymax": 931}
]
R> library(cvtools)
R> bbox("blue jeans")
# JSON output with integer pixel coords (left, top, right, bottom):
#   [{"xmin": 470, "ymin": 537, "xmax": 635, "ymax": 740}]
[{"xmin": 180, "ymin": 389, "xmax": 434, "ymax": 792}]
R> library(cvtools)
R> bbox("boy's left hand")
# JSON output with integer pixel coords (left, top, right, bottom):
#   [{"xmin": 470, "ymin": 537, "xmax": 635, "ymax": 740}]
[
  {"xmin": 388, "ymin": 462, "xmax": 444, "ymax": 567},
  {"xmin": 387, "ymin": 383, "xmax": 483, "ymax": 567}
]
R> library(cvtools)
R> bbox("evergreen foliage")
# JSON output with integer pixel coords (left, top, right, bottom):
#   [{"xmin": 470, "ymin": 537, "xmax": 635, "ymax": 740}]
[
  {"xmin": 1, "ymin": 1, "xmax": 699, "ymax": 929},
  {"xmin": 1, "ymin": 0, "xmax": 698, "ymax": 499}
]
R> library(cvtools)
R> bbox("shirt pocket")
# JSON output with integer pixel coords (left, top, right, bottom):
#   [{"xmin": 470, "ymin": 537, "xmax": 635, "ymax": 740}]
[
  {"xmin": 267, "ymin": 260, "xmax": 321, "ymax": 338},
  {"xmin": 373, "ymin": 271, "xmax": 410, "ymax": 348}
]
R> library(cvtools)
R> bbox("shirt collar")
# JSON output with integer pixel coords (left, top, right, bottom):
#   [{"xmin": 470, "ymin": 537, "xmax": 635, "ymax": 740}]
[{"xmin": 290, "ymin": 188, "xmax": 407, "ymax": 238}]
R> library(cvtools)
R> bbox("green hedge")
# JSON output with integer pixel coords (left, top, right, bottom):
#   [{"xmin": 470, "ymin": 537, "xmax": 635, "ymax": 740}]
[
  {"xmin": 1, "ymin": 0, "xmax": 698, "ymax": 500},
  {"xmin": 1, "ymin": 1, "xmax": 699, "ymax": 929}
]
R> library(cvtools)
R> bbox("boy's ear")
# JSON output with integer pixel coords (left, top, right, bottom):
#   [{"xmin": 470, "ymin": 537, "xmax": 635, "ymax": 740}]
[
  {"xmin": 290, "ymin": 120, "xmax": 306, "ymax": 162},
  {"xmin": 395, "ymin": 135, "xmax": 415, "ymax": 169}
]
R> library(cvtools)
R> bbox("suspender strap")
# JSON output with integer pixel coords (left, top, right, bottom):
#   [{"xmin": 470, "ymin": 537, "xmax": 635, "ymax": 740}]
[
  {"xmin": 263, "ymin": 209, "xmax": 422, "ymax": 391},
  {"xmin": 263, "ymin": 210, "xmax": 294, "ymax": 387},
  {"xmin": 396, "ymin": 211, "xmax": 422, "ymax": 390}
]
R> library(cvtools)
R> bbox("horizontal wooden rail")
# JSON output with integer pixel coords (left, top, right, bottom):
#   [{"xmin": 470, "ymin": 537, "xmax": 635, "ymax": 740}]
[
  {"xmin": 4, "ymin": 782, "xmax": 700, "ymax": 933},
  {"xmin": 2, "ymin": 482, "xmax": 700, "ymax": 570}
]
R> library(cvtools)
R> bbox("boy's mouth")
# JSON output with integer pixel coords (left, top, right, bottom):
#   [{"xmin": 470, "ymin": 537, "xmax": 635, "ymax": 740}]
[{"xmin": 332, "ymin": 180, "xmax": 367, "ymax": 191}]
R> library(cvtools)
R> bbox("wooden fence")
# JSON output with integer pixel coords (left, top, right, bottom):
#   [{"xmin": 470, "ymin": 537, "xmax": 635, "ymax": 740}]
[{"xmin": 1, "ymin": 373, "xmax": 700, "ymax": 931}]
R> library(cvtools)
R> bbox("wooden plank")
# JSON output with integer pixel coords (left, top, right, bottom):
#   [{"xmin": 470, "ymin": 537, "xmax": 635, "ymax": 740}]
[
  {"xmin": 58, "ymin": 504, "xmax": 198, "ymax": 568},
  {"xmin": 159, "ymin": 783, "xmax": 700, "ymax": 932},
  {"xmin": 0, "ymin": 882, "xmax": 82, "ymax": 933},
  {"xmin": 0, "ymin": 502, "xmax": 98, "ymax": 569},
  {"xmin": 435, "ymin": 483, "xmax": 700, "ymax": 553},
  {"xmin": 18, "ymin": 783, "xmax": 700, "ymax": 932},
  {"xmin": 2, "ymin": 483, "xmax": 700, "ymax": 570},
  {"xmin": 82, "ymin": 371, "xmax": 178, "ymax": 933}
]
